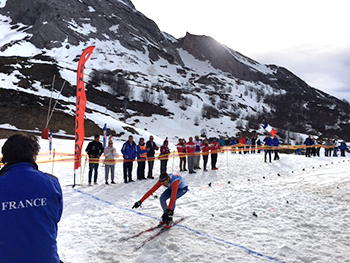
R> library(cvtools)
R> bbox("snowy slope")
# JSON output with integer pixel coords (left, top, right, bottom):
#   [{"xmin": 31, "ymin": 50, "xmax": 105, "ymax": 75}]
[{"xmin": 3, "ymin": 136, "xmax": 348, "ymax": 263}]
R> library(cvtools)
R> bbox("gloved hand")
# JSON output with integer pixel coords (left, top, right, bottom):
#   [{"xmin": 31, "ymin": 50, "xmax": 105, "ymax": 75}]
[
  {"xmin": 132, "ymin": 200, "xmax": 142, "ymax": 209},
  {"xmin": 162, "ymin": 208, "xmax": 173, "ymax": 222}
]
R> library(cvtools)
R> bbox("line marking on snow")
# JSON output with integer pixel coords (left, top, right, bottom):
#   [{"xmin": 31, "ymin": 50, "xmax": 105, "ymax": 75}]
[{"xmin": 73, "ymin": 188, "xmax": 287, "ymax": 263}]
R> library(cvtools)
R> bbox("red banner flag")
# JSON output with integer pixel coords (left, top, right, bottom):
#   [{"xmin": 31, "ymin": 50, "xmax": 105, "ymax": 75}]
[{"xmin": 74, "ymin": 46, "xmax": 95, "ymax": 170}]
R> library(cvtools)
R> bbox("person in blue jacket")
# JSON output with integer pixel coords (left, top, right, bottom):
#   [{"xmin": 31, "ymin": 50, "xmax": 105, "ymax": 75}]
[
  {"xmin": 304, "ymin": 135, "xmax": 312, "ymax": 157},
  {"xmin": 0, "ymin": 133, "xmax": 63, "ymax": 263},
  {"xmin": 121, "ymin": 135, "xmax": 137, "ymax": 183},
  {"xmin": 263, "ymin": 134, "xmax": 273, "ymax": 162},
  {"xmin": 272, "ymin": 135, "xmax": 280, "ymax": 160}
]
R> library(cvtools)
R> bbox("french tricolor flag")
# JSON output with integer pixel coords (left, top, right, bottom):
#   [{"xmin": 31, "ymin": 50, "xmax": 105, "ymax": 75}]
[{"xmin": 264, "ymin": 121, "xmax": 277, "ymax": 136}]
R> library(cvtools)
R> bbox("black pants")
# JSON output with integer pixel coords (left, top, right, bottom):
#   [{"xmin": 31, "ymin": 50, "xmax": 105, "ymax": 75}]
[
  {"xmin": 203, "ymin": 155, "xmax": 208, "ymax": 170},
  {"xmin": 137, "ymin": 160, "xmax": 146, "ymax": 180},
  {"xmin": 274, "ymin": 150, "xmax": 279, "ymax": 160},
  {"xmin": 123, "ymin": 161, "xmax": 133, "ymax": 182},
  {"xmin": 265, "ymin": 150, "xmax": 272, "ymax": 162},
  {"xmin": 147, "ymin": 159, "xmax": 154, "ymax": 178},
  {"xmin": 211, "ymin": 153, "xmax": 218, "ymax": 169},
  {"xmin": 160, "ymin": 160, "xmax": 168, "ymax": 173},
  {"xmin": 305, "ymin": 148, "xmax": 311, "ymax": 157}
]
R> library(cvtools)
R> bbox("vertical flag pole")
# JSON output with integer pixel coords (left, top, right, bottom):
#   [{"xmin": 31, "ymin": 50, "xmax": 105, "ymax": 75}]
[{"xmin": 73, "ymin": 46, "xmax": 95, "ymax": 187}]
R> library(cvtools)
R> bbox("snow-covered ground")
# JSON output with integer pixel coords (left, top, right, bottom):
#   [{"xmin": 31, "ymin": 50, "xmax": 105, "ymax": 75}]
[{"xmin": 2, "ymin": 137, "xmax": 348, "ymax": 263}]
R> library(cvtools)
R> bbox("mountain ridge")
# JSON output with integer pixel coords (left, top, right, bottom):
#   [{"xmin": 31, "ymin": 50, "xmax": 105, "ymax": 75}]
[{"xmin": 0, "ymin": 0, "xmax": 349, "ymax": 141}]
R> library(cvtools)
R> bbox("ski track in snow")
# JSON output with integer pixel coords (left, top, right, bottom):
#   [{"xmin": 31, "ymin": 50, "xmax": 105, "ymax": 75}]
[
  {"xmin": 2, "ymin": 137, "xmax": 349, "ymax": 263},
  {"xmin": 32, "ymin": 138, "xmax": 349, "ymax": 263}
]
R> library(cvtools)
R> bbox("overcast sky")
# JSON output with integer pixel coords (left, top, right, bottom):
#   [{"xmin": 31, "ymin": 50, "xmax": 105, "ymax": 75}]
[{"xmin": 132, "ymin": 0, "xmax": 350, "ymax": 102}]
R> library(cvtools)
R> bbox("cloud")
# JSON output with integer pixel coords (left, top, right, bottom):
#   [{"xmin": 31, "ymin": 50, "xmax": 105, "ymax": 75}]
[{"xmin": 250, "ymin": 43, "xmax": 350, "ymax": 102}]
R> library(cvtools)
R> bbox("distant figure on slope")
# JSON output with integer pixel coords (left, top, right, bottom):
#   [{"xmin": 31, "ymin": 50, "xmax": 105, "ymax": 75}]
[
  {"xmin": 85, "ymin": 134, "xmax": 104, "ymax": 185},
  {"xmin": 132, "ymin": 173, "xmax": 188, "ymax": 228},
  {"xmin": 0, "ymin": 133, "xmax": 63, "ymax": 263}
]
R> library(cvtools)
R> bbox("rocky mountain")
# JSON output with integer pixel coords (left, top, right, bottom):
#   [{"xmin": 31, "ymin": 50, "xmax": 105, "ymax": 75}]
[{"xmin": 0, "ymin": 0, "xmax": 349, "ymax": 141}]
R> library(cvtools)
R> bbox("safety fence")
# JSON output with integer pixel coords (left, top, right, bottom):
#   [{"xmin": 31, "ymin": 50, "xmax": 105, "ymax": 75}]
[{"xmin": 0, "ymin": 143, "xmax": 336, "ymax": 166}]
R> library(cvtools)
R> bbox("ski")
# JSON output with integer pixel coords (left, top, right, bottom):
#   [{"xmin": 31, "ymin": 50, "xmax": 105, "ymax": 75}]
[
  {"xmin": 134, "ymin": 218, "xmax": 185, "ymax": 251},
  {"xmin": 123, "ymin": 223, "xmax": 164, "ymax": 241}
]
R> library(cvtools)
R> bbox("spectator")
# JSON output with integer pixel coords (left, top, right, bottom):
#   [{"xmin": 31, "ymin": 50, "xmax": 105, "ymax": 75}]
[
  {"xmin": 201, "ymin": 138, "xmax": 210, "ymax": 171},
  {"xmin": 304, "ymin": 135, "xmax": 312, "ymax": 157},
  {"xmin": 0, "ymin": 133, "xmax": 63, "ymax": 262},
  {"xmin": 104, "ymin": 140, "xmax": 117, "ymax": 184},
  {"xmin": 324, "ymin": 139, "xmax": 332, "ymax": 157},
  {"xmin": 333, "ymin": 138, "xmax": 339, "ymax": 157},
  {"xmin": 146, "ymin": 135, "xmax": 159, "ymax": 179},
  {"xmin": 263, "ymin": 134, "xmax": 273, "ymax": 162},
  {"xmin": 194, "ymin": 135, "xmax": 201, "ymax": 169},
  {"xmin": 316, "ymin": 139, "xmax": 322, "ymax": 157},
  {"xmin": 229, "ymin": 136, "xmax": 237, "ymax": 154},
  {"xmin": 185, "ymin": 137, "xmax": 196, "ymax": 174},
  {"xmin": 246, "ymin": 137, "xmax": 252, "ymax": 154},
  {"xmin": 295, "ymin": 141, "xmax": 302, "ymax": 155},
  {"xmin": 176, "ymin": 138, "xmax": 187, "ymax": 171},
  {"xmin": 251, "ymin": 135, "xmax": 257, "ymax": 154},
  {"xmin": 218, "ymin": 136, "xmax": 225, "ymax": 147},
  {"xmin": 340, "ymin": 140, "xmax": 347, "ymax": 157},
  {"xmin": 311, "ymin": 138, "xmax": 317, "ymax": 157},
  {"xmin": 256, "ymin": 138, "xmax": 262, "ymax": 153},
  {"xmin": 238, "ymin": 135, "xmax": 246, "ymax": 154},
  {"xmin": 272, "ymin": 135, "xmax": 280, "ymax": 160},
  {"xmin": 85, "ymin": 134, "xmax": 103, "ymax": 185},
  {"xmin": 121, "ymin": 135, "xmax": 137, "ymax": 183},
  {"xmin": 137, "ymin": 138, "xmax": 148, "ymax": 180},
  {"xmin": 210, "ymin": 138, "xmax": 221, "ymax": 170},
  {"xmin": 159, "ymin": 140, "xmax": 170, "ymax": 173}
]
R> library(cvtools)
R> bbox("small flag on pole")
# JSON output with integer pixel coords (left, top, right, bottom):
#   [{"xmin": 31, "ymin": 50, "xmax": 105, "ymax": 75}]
[
  {"xmin": 103, "ymin": 123, "xmax": 107, "ymax": 148},
  {"xmin": 49, "ymin": 131, "xmax": 53, "ymax": 152},
  {"xmin": 264, "ymin": 121, "xmax": 277, "ymax": 136}
]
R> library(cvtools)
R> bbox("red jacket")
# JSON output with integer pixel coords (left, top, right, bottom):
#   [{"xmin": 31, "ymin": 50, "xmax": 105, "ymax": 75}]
[
  {"xmin": 185, "ymin": 141, "xmax": 196, "ymax": 154},
  {"xmin": 210, "ymin": 141, "xmax": 221, "ymax": 153},
  {"xmin": 201, "ymin": 143, "xmax": 210, "ymax": 155},
  {"xmin": 159, "ymin": 145, "xmax": 170, "ymax": 160},
  {"xmin": 239, "ymin": 136, "xmax": 246, "ymax": 145},
  {"xmin": 176, "ymin": 143, "xmax": 186, "ymax": 157}
]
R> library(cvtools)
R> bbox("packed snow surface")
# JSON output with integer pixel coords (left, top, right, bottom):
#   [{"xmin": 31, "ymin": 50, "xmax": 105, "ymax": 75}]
[{"xmin": 2, "ymin": 137, "xmax": 348, "ymax": 263}]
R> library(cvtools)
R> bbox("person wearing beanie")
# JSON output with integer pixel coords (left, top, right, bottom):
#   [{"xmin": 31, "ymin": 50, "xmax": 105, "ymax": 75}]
[{"xmin": 132, "ymin": 173, "xmax": 188, "ymax": 228}]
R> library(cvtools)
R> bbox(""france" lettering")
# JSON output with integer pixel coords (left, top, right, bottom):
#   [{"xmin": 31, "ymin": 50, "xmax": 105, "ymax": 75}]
[{"xmin": 1, "ymin": 198, "xmax": 47, "ymax": 211}]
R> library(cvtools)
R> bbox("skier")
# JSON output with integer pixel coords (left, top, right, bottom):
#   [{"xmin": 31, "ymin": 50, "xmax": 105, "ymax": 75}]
[{"xmin": 132, "ymin": 173, "xmax": 188, "ymax": 228}]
